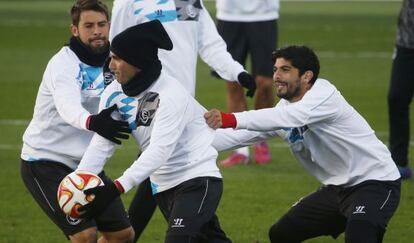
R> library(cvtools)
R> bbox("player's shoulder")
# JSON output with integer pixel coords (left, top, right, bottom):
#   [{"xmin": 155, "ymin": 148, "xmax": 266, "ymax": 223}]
[
  {"xmin": 156, "ymin": 72, "xmax": 189, "ymax": 100},
  {"xmin": 48, "ymin": 46, "xmax": 79, "ymax": 69},
  {"xmin": 307, "ymin": 78, "xmax": 338, "ymax": 99},
  {"xmin": 113, "ymin": 0, "xmax": 133, "ymax": 9},
  {"xmin": 45, "ymin": 46, "xmax": 81, "ymax": 77}
]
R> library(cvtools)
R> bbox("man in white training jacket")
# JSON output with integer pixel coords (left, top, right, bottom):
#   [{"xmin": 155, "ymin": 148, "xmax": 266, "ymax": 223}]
[
  {"xmin": 20, "ymin": 0, "xmax": 133, "ymax": 242},
  {"xmin": 108, "ymin": 1, "xmax": 256, "ymax": 240},
  {"xmin": 77, "ymin": 20, "xmax": 232, "ymax": 243},
  {"xmin": 205, "ymin": 45, "xmax": 401, "ymax": 243}
]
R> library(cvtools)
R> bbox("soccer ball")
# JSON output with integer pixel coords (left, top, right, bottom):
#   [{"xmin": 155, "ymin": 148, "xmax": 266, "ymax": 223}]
[{"xmin": 57, "ymin": 170, "xmax": 104, "ymax": 218}]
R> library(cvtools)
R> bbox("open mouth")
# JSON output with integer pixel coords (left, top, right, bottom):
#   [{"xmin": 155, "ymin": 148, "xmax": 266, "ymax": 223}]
[{"xmin": 275, "ymin": 81, "xmax": 287, "ymax": 88}]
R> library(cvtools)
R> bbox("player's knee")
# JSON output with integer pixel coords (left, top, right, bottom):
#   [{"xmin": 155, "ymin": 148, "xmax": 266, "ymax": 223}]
[
  {"xmin": 255, "ymin": 76, "xmax": 274, "ymax": 92},
  {"xmin": 101, "ymin": 226, "xmax": 135, "ymax": 243},
  {"xmin": 268, "ymin": 218, "xmax": 299, "ymax": 243},
  {"xmin": 227, "ymin": 81, "xmax": 245, "ymax": 96},
  {"xmin": 165, "ymin": 234, "xmax": 197, "ymax": 243},
  {"xmin": 70, "ymin": 227, "xmax": 97, "ymax": 243},
  {"xmin": 345, "ymin": 220, "xmax": 384, "ymax": 243}
]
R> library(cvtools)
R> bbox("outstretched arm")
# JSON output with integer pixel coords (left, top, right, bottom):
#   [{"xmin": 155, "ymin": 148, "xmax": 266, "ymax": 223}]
[{"xmin": 213, "ymin": 128, "xmax": 280, "ymax": 152}]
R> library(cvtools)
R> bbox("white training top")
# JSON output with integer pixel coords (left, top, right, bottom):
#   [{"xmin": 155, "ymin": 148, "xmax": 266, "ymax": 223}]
[
  {"xmin": 78, "ymin": 71, "xmax": 221, "ymax": 193},
  {"xmin": 109, "ymin": 0, "xmax": 245, "ymax": 97},
  {"xmin": 21, "ymin": 47, "xmax": 106, "ymax": 169},
  {"xmin": 213, "ymin": 79, "xmax": 400, "ymax": 187},
  {"xmin": 216, "ymin": 0, "xmax": 279, "ymax": 22}
]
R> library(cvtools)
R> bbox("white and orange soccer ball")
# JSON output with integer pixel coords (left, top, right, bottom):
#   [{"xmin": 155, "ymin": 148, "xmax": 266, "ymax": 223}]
[{"xmin": 57, "ymin": 170, "xmax": 103, "ymax": 218}]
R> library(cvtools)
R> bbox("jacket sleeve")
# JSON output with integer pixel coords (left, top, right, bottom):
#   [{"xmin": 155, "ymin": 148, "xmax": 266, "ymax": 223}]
[
  {"xmin": 235, "ymin": 88, "xmax": 339, "ymax": 131},
  {"xmin": 116, "ymin": 95, "xmax": 188, "ymax": 192},
  {"xmin": 212, "ymin": 128, "xmax": 281, "ymax": 152},
  {"xmin": 109, "ymin": 0, "xmax": 137, "ymax": 41},
  {"xmin": 51, "ymin": 67, "xmax": 91, "ymax": 130},
  {"xmin": 197, "ymin": 1, "xmax": 245, "ymax": 82},
  {"xmin": 76, "ymin": 87, "xmax": 119, "ymax": 174}
]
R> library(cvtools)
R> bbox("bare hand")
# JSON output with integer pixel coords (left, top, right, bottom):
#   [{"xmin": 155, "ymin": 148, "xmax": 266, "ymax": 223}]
[{"xmin": 204, "ymin": 109, "xmax": 223, "ymax": 129}]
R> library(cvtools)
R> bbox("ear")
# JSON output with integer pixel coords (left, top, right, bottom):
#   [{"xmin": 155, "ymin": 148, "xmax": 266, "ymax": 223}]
[
  {"xmin": 301, "ymin": 70, "xmax": 314, "ymax": 84},
  {"xmin": 70, "ymin": 24, "xmax": 79, "ymax": 37}
]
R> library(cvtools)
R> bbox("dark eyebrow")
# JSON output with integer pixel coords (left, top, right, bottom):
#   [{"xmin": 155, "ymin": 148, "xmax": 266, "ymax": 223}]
[
  {"xmin": 280, "ymin": 65, "xmax": 292, "ymax": 70},
  {"xmin": 274, "ymin": 65, "xmax": 292, "ymax": 71},
  {"xmin": 83, "ymin": 20, "xmax": 107, "ymax": 25}
]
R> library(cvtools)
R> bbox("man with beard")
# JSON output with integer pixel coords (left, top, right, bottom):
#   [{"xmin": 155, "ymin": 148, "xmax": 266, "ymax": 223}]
[
  {"xmin": 20, "ymin": 0, "xmax": 134, "ymax": 242},
  {"xmin": 205, "ymin": 45, "xmax": 401, "ymax": 243}
]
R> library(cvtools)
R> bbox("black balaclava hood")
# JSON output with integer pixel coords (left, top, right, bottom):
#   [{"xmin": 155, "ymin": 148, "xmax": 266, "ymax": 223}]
[{"xmin": 110, "ymin": 20, "xmax": 173, "ymax": 96}]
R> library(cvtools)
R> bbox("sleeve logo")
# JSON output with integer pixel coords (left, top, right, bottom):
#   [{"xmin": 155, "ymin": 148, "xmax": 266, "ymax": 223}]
[{"xmin": 136, "ymin": 92, "xmax": 160, "ymax": 127}]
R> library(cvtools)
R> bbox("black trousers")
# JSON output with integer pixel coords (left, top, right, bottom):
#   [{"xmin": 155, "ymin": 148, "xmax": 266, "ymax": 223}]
[
  {"xmin": 128, "ymin": 178, "xmax": 157, "ymax": 242},
  {"xmin": 269, "ymin": 180, "xmax": 401, "ymax": 243},
  {"xmin": 21, "ymin": 160, "xmax": 130, "ymax": 238},
  {"xmin": 388, "ymin": 45, "xmax": 414, "ymax": 167},
  {"xmin": 155, "ymin": 177, "xmax": 231, "ymax": 243}
]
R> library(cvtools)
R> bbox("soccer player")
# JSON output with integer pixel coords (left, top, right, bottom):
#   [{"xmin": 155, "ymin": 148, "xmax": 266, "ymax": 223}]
[
  {"xmin": 214, "ymin": 0, "xmax": 279, "ymax": 166},
  {"xmin": 20, "ymin": 0, "xmax": 134, "ymax": 242},
  {"xmin": 76, "ymin": 20, "xmax": 232, "ymax": 243},
  {"xmin": 205, "ymin": 45, "xmax": 401, "ymax": 243},
  {"xmin": 387, "ymin": 0, "xmax": 414, "ymax": 180},
  {"xmin": 108, "ymin": 0, "xmax": 256, "ymax": 241}
]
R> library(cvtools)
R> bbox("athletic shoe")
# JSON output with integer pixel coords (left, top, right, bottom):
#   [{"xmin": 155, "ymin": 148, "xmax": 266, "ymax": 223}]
[
  {"xmin": 398, "ymin": 165, "xmax": 412, "ymax": 180},
  {"xmin": 219, "ymin": 152, "xmax": 249, "ymax": 167},
  {"xmin": 254, "ymin": 142, "xmax": 271, "ymax": 164}
]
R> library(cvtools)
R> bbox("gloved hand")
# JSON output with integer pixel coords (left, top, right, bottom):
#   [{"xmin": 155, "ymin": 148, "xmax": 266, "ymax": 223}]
[
  {"xmin": 237, "ymin": 72, "xmax": 256, "ymax": 98},
  {"xmin": 87, "ymin": 105, "xmax": 131, "ymax": 144},
  {"xmin": 78, "ymin": 180, "xmax": 121, "ymax": 219},
  {"xmin": 103, "ymin": 57, "xmax": 115, "ymax": 86}
]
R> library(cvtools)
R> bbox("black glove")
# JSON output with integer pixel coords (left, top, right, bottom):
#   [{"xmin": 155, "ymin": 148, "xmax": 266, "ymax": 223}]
[
  {"xmin": 87, "ymin": 104, "xmax": 131, "ymax": 144},
  {"xmin": 103, "ymin": 57, "xmax": 115, "ymax": 87},
  {"xmin": 237, "ymin": 72, "xmax": 256, "ymax": 98},
  {"xmin": 78, "ymin": 180, "xmax": 121, "ymax": 219}
]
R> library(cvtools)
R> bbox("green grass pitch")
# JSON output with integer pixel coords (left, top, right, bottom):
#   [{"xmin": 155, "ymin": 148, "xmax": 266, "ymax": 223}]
[{"xmin": 0, "ymin": 0, "xmax": 413, "ymax": 242}]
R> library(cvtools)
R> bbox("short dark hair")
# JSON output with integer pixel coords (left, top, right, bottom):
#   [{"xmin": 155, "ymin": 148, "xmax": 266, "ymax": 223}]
[
  {"xmin": 70, "ymin": 0, "xmax": 109, "ymax": 26},
  {"xmin": 272, "ymin": 45, "xmax": 320, "ymax": 84}
]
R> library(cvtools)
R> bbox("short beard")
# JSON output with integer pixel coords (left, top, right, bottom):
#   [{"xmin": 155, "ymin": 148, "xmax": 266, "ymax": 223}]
[
  {"xmin": 276, "ymin": 79, "xmax": 302, "ymax": 101},
  {"xmin": 89, "ymin": 42, "xmax": 109, "ymax": 54}
]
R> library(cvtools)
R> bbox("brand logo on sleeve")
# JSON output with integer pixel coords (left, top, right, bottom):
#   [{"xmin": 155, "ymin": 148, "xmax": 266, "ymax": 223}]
[{"xmin": 136, "ymin": 92, "xmax": 160, "ymax": 127}]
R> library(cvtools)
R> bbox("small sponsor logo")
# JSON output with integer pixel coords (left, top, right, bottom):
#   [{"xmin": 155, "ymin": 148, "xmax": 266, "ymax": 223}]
[
  {"xmin": 155, "ymin": 9, "xmax": 163, "ymax": 17},
  {"xmin": 353, "ymin": 206, "xmax": 366, "ymax": 214},
  {"xmin": 139, "ymin": 109, "xmax": 150, "ymax": 124},
  {"xmin": 66, "ymin": 215, "xmax": 82, "ymax": 225},
  {"xmin": 171, "ymin": 218, "xmax": 185, "ymax": 228},
  {"xmin": 103, "ymin": 72, "xmax": 115, "ymax": 86},
  {"xmin": 186, "ymin": 5, "xmax": 196, "ymax": 18}
]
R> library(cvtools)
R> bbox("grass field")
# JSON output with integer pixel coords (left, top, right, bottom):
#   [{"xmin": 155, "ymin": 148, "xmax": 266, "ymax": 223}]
[{"xmin": 1, "ymin": 0, "xmax": 413, "ymax": 242}]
